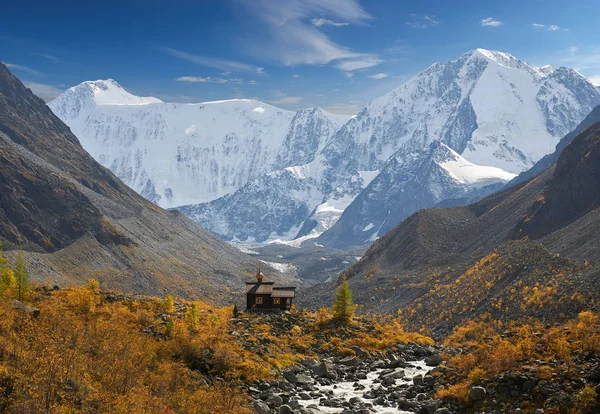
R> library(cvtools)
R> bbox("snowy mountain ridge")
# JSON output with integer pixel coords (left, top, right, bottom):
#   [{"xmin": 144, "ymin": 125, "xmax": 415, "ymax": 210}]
[{"xmin": 49, "ymin": 82, "xmax": 345, "ymax": 208}]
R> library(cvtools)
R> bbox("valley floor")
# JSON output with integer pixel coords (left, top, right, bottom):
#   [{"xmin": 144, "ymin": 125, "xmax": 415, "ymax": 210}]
[{"xmin": 0, "ymin": 283, "xmax": 598, "ymax": 413}]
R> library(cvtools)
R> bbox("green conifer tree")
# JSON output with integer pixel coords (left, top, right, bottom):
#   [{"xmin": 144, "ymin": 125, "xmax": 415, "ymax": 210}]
[
  {"xmin": 14, "ymin": 250, "xmax": 29, "ymax": 302},
  {"xmin": 332, "ymin": 274, "xmax": 355, "ymax": 324}
]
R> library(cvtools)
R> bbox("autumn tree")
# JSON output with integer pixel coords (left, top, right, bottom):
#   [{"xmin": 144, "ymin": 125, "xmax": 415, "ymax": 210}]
[
  {"xmin": 0, "ymin": 242, "xmax": 15, "ymax": 294},
  {"xmin": 332, "ymin": 274, "xmax": 356, "ymax": 324},
  {"xmin": 14, "ymin": 250, "xmax": 29, "ymax": 301}
]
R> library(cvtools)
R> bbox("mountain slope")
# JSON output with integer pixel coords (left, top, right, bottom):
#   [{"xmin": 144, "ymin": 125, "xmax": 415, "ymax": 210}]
[
  {"xmin": 301, "ymin": 117, "xmax": 600, "ymax": 335},
  {"xmin": 0, "ymin": 63, "xmax": 295, "ymax": 304},
  {"xmin": 508, "ymin": 105, "xmax": 600, "ymax": 187},
  {"xmin": 318, "ymin": 142, "xmax": 515, "ymax": 248},
  {"xmin": 49, "ymin": 82, "xmax": 344, "ymax": 208}
]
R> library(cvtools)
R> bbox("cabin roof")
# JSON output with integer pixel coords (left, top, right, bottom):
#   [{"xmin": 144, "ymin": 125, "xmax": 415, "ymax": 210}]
[
  {"xmin": 270, "ymin": 289, "xmax": 296, "ymax": 298},
  {"xmin": 246, "ymin": 283, "xmax": 273, "ymax": 294}
]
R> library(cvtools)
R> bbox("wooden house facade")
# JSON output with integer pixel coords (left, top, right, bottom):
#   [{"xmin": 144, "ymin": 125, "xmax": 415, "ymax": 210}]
[{"xmin": 246, "ymin": 270, "xmax": 296, "ymax": 311}]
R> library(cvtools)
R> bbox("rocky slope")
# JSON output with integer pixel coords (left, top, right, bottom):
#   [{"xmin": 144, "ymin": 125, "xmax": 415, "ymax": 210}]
[
  {"xmin": 49, "ymin": 81, "xmax": 345, "ymax": 208},
  {"xmin": 0, "ymin": 63, "xmax": 298, "ymax": 304},
  {"xmin": 301, "ymin": 116, "xmax": 600, "ymax": 335},
  {"xmin": 186, "ymin": 49, "xmax": 600, "ymax": 246}
]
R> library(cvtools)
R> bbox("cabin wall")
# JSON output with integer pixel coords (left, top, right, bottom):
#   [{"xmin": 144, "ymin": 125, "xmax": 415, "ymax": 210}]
[{"xmin": 246, "ymin": 294, "xmax": 294, "ymax": 311}]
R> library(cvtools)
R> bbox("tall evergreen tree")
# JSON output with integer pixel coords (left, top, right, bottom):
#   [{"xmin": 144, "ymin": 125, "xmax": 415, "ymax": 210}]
[
  {"xmin": 332, "ymin": 274, "xmax": 356, "ymax": 324},
  {"xmin": 14, "ymin": 250, "xmax": 29, "ymax": 302}
]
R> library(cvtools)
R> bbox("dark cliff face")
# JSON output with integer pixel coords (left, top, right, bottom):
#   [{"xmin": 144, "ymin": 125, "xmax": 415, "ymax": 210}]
[
  {"xmin": 0, "ymin": 63, "xmax": 138, "ymax": 252},
  {"xmin": 517, "ymin": 122, "xmax": 600, "ymax": 239},
  {"xmin": 0, "ymin": 63, "xmax": 296, "ymax": 303}
]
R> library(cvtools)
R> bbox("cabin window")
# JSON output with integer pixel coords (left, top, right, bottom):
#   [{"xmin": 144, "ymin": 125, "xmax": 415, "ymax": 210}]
[
  {"xmin": 255, "ymin": 297, "xmax": 263, "ymax": 305},
  {"xmin": 273, "ymin": 298, "xmax": 281, "ymax": 305}
]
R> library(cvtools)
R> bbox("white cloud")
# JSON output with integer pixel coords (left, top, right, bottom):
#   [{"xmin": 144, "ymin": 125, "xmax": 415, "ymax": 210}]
[
  {"xmin": 162, "ymin": 47, "xmax": 264, "ymax": 74},
  {"xmin": 270, "ymin": 96, "xmax": 303, "ymax": 105},
  {"xmin": 406, "ymin": 14, "xmax": 439, "ymax": 29},
  {"xmin": 480, "ymin": 17, "xmax": 502, "ymax": 27},
  {"xmin": 344, "ymin": 72, "xmax": 354, "ymax": 79},
  {"xmin": 336, "ymin": 56, "xmax": 383, "ymax": 71},
  {"xmin": 323, "ymin": 102, "xmax": 361, "ymax": 115},
  {"xmin": 3, "ymin": 62, "xmax": 44, "ymax": 77},
  {"xmin": 176, "ymin": 76, "xmax": 228, "ymax": 84},
  {"xmin": 23, "ymin": 82, "xmax": 63, "ymax": 102},
  {"xmin": 35, "ymin": 53, "xmax": 62, "ymax": 63},
  {"xmin": 248, "ymin": 80, "xmax": 259, "ymax": 85},
  {"xmin": 589, "ymin": 75, "xmax": 600, "ymax": 86},
  {"xmin": 533, "ymin": 23, "xmax": 562, "ymax": 31},
  {"xmin": 239, "ymin": 0, "xmax": 382, "ymax": 71},
  {"xmin": 175, "ymin": 76, "xmax": 248, "ymax": 84},
  {"xmin": 369, "ymin": 73, "xmax": 388, "ymax": 80},
  {"xmin": 311, "ymin": 18, "xmax": 349, "ymax": 27},
  {"xmin": 292, "ymin": 74, "xmax": 301, "ymax": 78}
]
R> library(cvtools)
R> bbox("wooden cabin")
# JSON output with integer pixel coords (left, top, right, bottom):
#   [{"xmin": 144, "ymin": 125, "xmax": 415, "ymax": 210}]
[{"xmin": 246, "ymin": 269, "xmax": 296, "ymax": 311}]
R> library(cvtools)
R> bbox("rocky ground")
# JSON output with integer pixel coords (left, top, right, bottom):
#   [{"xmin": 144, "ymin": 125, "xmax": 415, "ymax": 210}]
[{"xmin": 245, "ymin": 344, "xmax": 448, "ymax": 414}]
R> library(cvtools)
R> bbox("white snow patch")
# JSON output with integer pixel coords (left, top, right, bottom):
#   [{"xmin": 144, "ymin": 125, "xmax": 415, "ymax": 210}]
[
  {"xmin": 438, "ymin": 144, "xmax": 516, "ymax": 188},
  {"xmin": 253, "ymin": 107, "xmax": 266, "ymax": 114},
  {"xmin": 362, "ymin": 223, "xmax": 374, "ymax": 232}
]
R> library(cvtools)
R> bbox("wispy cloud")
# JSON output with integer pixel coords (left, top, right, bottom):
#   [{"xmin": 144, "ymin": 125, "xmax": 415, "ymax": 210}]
[
  {"xmin": 369, "ymin": 73, "xmax": 388, "ymax": 80},
  {"xmin": 323, "ymin": 102, "xmax": 361, "ymax": 115},
  {"xmin": 480, "ymin": 17, "xmax": 502, "ymax": 27},
  {"xmin": 336, "ymin": 56, "xmax": 383, "ymax": 71},
  {"xmin": 270, "ymin": 96, "xmax": 303, "ymax": 105},
  {"xmin": 162, "ymin": 47, "xmax": 264, "ymax": 74},
  {"xmin": 559, "ymin": 46, "xmax": 600, "ymax": 72},
  {"xmin": 248, "ymin": 80, "xmax": 259, "ymax": 85},
  {"xmin": 35, "ymin": 53, "xmax": 62, "ymax": 63},
  {"xmin": 406, "ymin": 14, "xmax": 439, "ymax": 29},
  {"xmin": 311, "ymin": 18, "xmax": 349, "ymax": 27},
  {"xmin": 239, "ymin": 0, "xmax": 382, "ymax": 72},
  {"xmin": 292, "ymin": 74, "xmax": 301, "ymax": 78},
  {"xmin": 176, "ymin": 76, "xmax": 248, "ymax": 84},
  {"xmin": 532, "ymin": 23, "xmax": 562, "ymax": 31},
  {"xmin": 3, "ymin": 62, "xmax": 44, "ymax": 77},
  {"xmin": 23, "ymin": 82, "xmax": 63, "ymax": 102}
]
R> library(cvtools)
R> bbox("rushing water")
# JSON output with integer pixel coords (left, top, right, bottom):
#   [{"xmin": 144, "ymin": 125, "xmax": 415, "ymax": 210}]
[{"xmin": 298, "ymin": 360, "xmax": 431, "ymax": 413}]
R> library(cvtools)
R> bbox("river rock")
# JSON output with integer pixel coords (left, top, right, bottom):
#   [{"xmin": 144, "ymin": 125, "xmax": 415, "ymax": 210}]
[
  {"xmin": 425, "ymin": 354, "xmax": 442, "ymax": 367},
  {"xmin": 279, "ymin": 405, "xmax": 293, "ymax": 414},
  {"xmin": 253, "ymin": 399, "xmax": 271, "ymax": 414}
]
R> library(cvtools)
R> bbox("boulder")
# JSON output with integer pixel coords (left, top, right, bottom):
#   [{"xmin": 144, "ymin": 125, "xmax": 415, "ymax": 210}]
[
  {"xmin": 283, "ymin": 370, "xmax": 298, "ymax": 384},
  {"xmin": 252, "ymin": 400, "xmax": 271, "ymax": 414},
  {"xmin": 425, "ymin": 354, "xmax": 442, "ymax": 367},
  {"xmin": 469, "ymin": 386, "xmax": 487, "ymax": 402},
  {"xmin": 279, "ymin": 405, "xmax": 293, "ymax": 414},
  {"xmin": 12, "ymin": 300, "xmax": 40, "ymax": 318},
  {"xmin": 266, "ymin": 394, "xmax": 284, "ymax": 408},
  {"xmin": 413, "ymin": 374, "xmax": 424, "ymax": 386}
]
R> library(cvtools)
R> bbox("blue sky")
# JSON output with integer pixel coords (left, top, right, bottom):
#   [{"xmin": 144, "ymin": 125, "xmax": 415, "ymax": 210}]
[{"xmin": 2, "ymin": 0, "xmax": 599, "ymax": 114}]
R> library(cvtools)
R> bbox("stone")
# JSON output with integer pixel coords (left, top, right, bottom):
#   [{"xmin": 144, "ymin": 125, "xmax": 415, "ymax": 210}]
[
  {"xmin": 434, "ymin": 409, "xmax": 451, "ymax": 414},
  {"xmin": 283, "ymin": 370, "xmax": 298, "ymax": 384},
  {"xmin": 253, "ymin": 400, "xmax": 271, "ymax": 414},
  {"xmin": 425, "ymin": 354, "xmax": 442, "ymax": 367},
  {"xmin": 266, "ymin": 394, "xmax": 284, "ymax": 408},
  {"xmin": 12, "ymin": 300, "xmax": 40, "ymax": 318},
  {"xmin": 469, "ymin": 386, "xmax": 487, "ymax": 402},
  {"xmin": 339, "ymin": 356, "xmax": 360, "ymax": 367},
  {"xmin": 279, "ymin": 405, "xmax": 293, "ymax": 414},
  {"xmin": 413, "ymin": 374, "xmax": 424, "ymax": 386}
]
